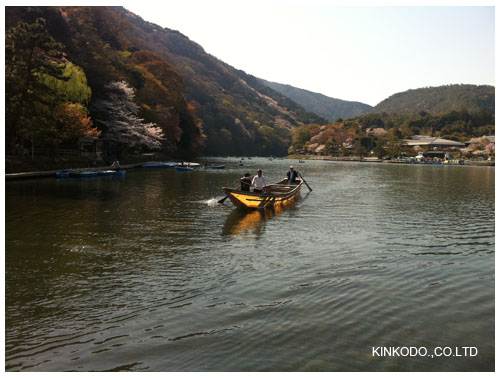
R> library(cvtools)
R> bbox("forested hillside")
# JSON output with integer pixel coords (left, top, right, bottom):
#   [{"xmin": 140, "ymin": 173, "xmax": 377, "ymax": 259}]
[
  {"xmin": 371, "ymin": 84, "xmax": 495, "ymax": 115},
  {"xmin": 260, "ymin": 79, "xmax": 373, "ymax": 121},
  {"xmin": 6, "ymin": 6, "xmax": 205, "ymax": 159},
  {"xmin": 112, "ymin": 7, "xmax": 327, "ymax": 156},
  {"xmin": 291, "ymin": 108, "xmax": 494, "ymax": 159},
  {"xmin": 5, "ymin": 6, "xmax": 326, "ymax": 159}
]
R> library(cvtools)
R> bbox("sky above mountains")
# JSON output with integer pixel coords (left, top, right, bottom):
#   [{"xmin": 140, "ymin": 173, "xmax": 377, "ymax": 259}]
[
  {"xmin": 2, "ymin": 1, "xmax": 493, "ymax": 106},
  {"xmin": 125, "ymin": 1, "xmax": 495, "ymax": 106}
]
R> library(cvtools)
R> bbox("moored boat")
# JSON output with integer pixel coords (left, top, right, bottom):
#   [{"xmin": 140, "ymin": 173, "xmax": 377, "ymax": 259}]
[
  {"xmin": 56, "ymin": 170, "xmax": 70, "ymax": 178},
  {"xmin": 96, "ymin": 170, "xmax": 126, "ymax": 177},
  {"xmin": 222, "ymin": 178, "xmax": 303, "ymax": 209},
  {"xmin": 141, "ymin": 162, "xmax": 177, "ymax": 168},
  {"xmin": 69, "ymin": 170, "xmax": 97, "ymax": 178},
  {"xmin": 182, "ymin": 162, "xmax": 201, "ymax": 168},
  {"xmin": 56, "ymin": 169, "xmax": 126, "ymax": 178},
  {"xmin": 206, "ymin": 165, "xmax": 226, "ymax": 169},
  {"xmin": 176, "ymin": 161, "xmax": 200, "ymax": 171},
  {"xmin": 175, "ymin": 166, "xmax": 194, "ymax": 172}
]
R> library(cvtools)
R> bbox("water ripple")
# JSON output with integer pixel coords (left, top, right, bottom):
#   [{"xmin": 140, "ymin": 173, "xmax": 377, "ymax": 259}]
[{"xmin": 5, "ymin": 161, "xmax": 494, "ymax": 371}]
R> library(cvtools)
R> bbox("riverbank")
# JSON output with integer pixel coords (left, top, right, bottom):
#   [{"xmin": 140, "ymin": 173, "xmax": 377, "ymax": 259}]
[
  {"xmin": 5, "ymin": 155, "xmax": 494, "ymax": 181},
  {"xmin": 287, "ymin": 154, "xmax": 495, "ymax": 166},
  {"xmin": 5, "ymin": 153, "xmax": 183, "ymax": 180},
  {"xmin": 5, "ymin": 163, "xmax": 146, "ymax": 181}
]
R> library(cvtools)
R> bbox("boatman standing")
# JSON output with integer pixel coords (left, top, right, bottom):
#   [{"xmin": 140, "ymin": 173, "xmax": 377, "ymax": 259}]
[
  {"xmin": 287, "ymin": 165, "xmax": 298, "ymax": 184},
  {"xmin": 252, "ymin": 169, "xmax": 267, "ymax": 193}
]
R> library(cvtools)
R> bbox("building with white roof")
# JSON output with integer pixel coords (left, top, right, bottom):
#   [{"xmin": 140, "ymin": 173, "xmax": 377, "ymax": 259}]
[{"xmin": 404, "ymin": 135, "xmax": 465, "ymax": 148}]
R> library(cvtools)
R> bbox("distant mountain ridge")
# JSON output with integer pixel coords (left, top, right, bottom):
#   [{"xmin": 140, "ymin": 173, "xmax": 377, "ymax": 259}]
[
  {"xmin": 371, "ymin": 84, "xmax": 495, "ymax": 115},
  {"xmin": 259, "ymin": 79, "xmax": 373, "ymax": 122}
]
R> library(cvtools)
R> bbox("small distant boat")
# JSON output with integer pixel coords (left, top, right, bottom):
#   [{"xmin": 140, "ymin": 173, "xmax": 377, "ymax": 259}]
[
  {"xmin": 206, "ymin": 165, "xmax": 226, "ymax": 169},
  {"xmin": 56, "ymin": 170, "xmax": 70, "ymax": 178},
  {"xmin": 56, "ymin": 169, "xmax": 126, "ymax": 178},
  {"xmin": 69, "ymin": 171, "xmax": 98, "ymax": 178},
  {"xmin": 176, "ymin": 166, "xmax": 194, "ymax": 172},
  {"xmin": 239, "ymin": 161, "xmax": 244, "ymax": 166},
  {"xmin": 182, "ymin": 162, "xmax": 201, "ymax": 168},
  {"xmin": 222, "ymin": 178, "xmax": 304, "ymax": 209},
  {"xmin": 141, "ymin": 162, "xmax": 177, "ymax": 168},
  {"xmin": 299, "ymin": 160, "xmax": 305, "ymax": 163},
  {"xmin": 95, "ymin": 170, "xmax": 126, "ymax": 177}
]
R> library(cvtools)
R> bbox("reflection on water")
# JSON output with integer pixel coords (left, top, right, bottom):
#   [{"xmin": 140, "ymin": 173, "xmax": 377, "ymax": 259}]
[
  {"xmin": 223, "ymin": 208, "xmax": 267, "ymax": 236},
  {"xmin": 5, "ymin": 159, "xmax": 494, "ymax": 372},
  {"xmin": 222, "ymin": 195, "xmax": 303, "ymax": 237}
]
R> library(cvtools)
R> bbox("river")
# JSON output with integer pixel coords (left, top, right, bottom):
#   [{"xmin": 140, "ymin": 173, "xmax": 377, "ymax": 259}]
[{"xmin": 5, "ymin": 158, "xmax": 495, "ymax": 371}]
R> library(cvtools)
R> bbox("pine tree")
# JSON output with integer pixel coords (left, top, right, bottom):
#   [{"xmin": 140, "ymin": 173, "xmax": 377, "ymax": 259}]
[{"xmin": 5, "ymin": 18, "xmax": 65, "ymax": 158}]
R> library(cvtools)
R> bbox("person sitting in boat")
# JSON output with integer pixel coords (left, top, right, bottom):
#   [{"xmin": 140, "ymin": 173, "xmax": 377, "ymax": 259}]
[
  {"xmin": 240, "ymin": 173, "xmax": 252, "ymax": 191},
  {"xmin": 252, "ymin": 169, "xmax": 268, "ymax": 193},
  {"xmin": 287, "ymin": 165, "xmax": 298, "ymax": 184},
  {"xmin": 110, "ymin": 159, "xmax": 120, "ymax": 171}
]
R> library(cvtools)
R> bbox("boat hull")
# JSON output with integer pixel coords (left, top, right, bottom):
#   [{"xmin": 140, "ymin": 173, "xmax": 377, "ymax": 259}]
[
  {"xmin": 141, "ymin": 162, "xmax": 177, "ymax": 168},
  {"xmin": 57, "ymin": 170, "xmax": 126, "ymax": 178},
  {"xmin": 207, "ymin": 165, "xmax": 226, "ymax": 169},
  {"xmin": 96, "ymin": 170, "xmax": 126, "ymax": 177},
  {"xmin": 176, "ymin": 166, "xmax": 194, "ymax": 172},
  {"xmin": 223, "ymin": 179, "xmax": 303, "ymax": 209},
  {"xmin": 182, "ymin": 162, "xmax": 201, "ymax": 168}
]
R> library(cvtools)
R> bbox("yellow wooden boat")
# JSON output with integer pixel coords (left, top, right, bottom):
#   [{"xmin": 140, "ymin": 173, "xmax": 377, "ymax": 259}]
[{"xmin": 222, "ymin": 178, "xmax": 304, "ymax": 209}]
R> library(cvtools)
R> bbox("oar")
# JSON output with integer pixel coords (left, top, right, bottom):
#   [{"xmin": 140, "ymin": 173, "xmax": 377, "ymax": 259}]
[
  {"xmin": 298, "ymin": 171, "xmax": 312, "ymax": 191},
  {"xmin": 218, "ymin": 195, "xmax": 229, "ymax": 204}
]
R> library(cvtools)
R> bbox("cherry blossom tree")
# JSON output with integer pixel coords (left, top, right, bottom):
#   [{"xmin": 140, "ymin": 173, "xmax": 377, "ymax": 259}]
[{"xmin": 93, "ymin": 81, "xmax": 164, "ymax": 149}]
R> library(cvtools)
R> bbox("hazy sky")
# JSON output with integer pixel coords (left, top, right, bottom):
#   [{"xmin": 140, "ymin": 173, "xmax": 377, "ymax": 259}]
[{"xmin": 124, "ymin": 1, "xmax": 495, "ymax": 106}]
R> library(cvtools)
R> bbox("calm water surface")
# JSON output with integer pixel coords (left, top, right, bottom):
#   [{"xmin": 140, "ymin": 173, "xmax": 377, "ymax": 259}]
[{"xmin": 5, "ymin": 158, "xmax": 494, "ymax": 371}]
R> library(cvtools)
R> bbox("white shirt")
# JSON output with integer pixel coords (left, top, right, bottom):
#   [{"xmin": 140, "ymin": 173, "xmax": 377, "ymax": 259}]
[{"xmin": 252, "ymin": 175, "xmax": 267, "ymax": 190}]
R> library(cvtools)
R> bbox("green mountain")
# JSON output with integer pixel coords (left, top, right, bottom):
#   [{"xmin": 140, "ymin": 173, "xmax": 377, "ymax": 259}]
[
  {"xmin": 259, "ymin": 79, "xmax": 373, "ymax": 122},
  {"xmin": 371, "ymin": 84, "xmax": 495, "ymax": 115}
]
